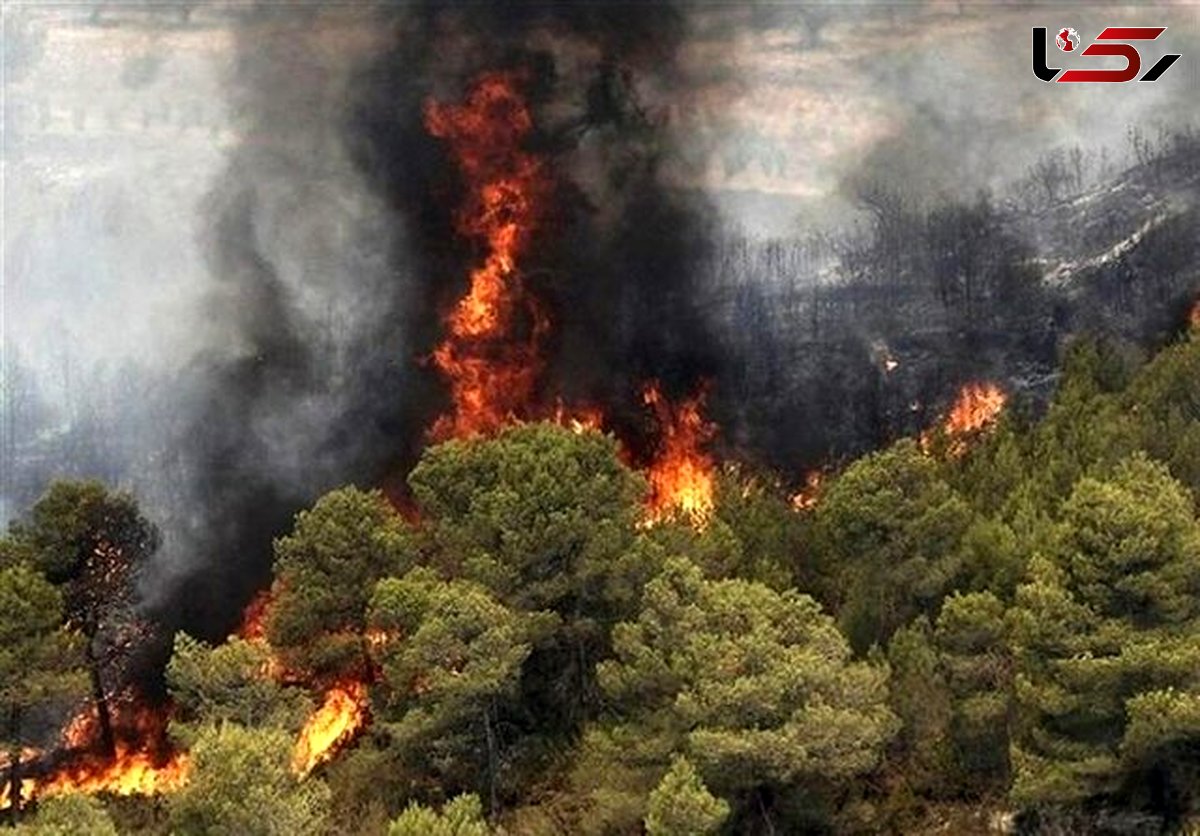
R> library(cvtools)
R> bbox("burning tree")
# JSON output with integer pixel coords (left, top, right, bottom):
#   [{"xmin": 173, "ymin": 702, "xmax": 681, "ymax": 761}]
[
  {"xmin": 12, "ymin": 481, "xmax": 161, "ymax": 759},
  {"xmin": 215, "ymin": 424, "xmax": 652, "ymax": 800},
  {"xmin": 0, "ymin": 564, "xmax": 89, "ymax": 820},
  {"xmin": 264, "ymin": 486, "xmax": 413, "ymax": 685},
  {"xmin": 919, "ymin": 382, "xmax": 1008, "ymax": 458},
  {"xmin": 0, "ymin": 482, "xmax": 190, "ymax": 819},
  {"xmin": 166, "ymin": 634, "xmax": 309, "ymax": 733},
  {"xmin": 424, "ymin": 70, "xmax": 555, "ymax": 440},
  {"xmin": 254, "ymin": 488, "xmax": 417, "ymax": 777}
]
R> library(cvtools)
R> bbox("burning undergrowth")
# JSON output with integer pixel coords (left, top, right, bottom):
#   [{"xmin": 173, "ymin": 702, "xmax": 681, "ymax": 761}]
[{"xmin": 1, "ymin": 690, "xmax": 187, "ymax": 813}]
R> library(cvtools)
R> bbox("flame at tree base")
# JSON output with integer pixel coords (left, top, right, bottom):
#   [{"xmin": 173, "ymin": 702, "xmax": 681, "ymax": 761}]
[
  {"xmin": 1, "ymin": 693, "xmax": 189, "ymax": 812},
  {"xmin": 0, "ymin": 745, "xmax": 190, "ymax": 812}
]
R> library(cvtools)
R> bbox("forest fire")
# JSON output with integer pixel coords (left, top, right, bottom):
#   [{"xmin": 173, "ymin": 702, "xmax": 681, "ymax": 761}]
[
  {"xmin": 10, "ymin": 2, "xmax": 1200, "ymax": 830},
  {"xmin": 1, "ymin": 699, "xmax": 188, "ymax": 812},
  {"xmin": 425, "ymin": 71, "xmax": 554, "ymax": 440},
  {"xmin": 291, "ymin": 681, "xmax": 369, "ymax": 777},
  {"xmin": 28, "ymin": 747, "xmax": 188, "ymax": 804},
  {"xmin": 641, "ymin": 383, "xmax": 717, "ymax": 526},
  {"xmin": 422, "ymin": 70, "xmax": 726, "ymax": 533},
  {"xmin": 922, "ymin": 381, "xmax": 1007, "ymax": 456},
  {"xmin": 6, "ymin": 70, "xmax": 730, "ymax": 816}
]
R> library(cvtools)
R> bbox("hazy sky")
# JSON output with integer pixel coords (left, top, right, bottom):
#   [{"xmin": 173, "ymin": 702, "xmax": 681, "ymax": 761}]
[{"xmin": 6, "ymin": 5, "xmax": 1198, "ymax": 367}]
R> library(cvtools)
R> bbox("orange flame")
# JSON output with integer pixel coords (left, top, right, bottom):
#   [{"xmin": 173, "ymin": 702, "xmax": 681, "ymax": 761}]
[
  {"xmin": 922, "ymin": 381, "xmax": 1007, "ymax": 456},
  {"xmin": 641, "ymin": 383, "xmax": 717, "ymax": 527},
  {"xmin": 236, "ymin": 589, "xmax": 273, "ymax": 642},
  {"xmin": 1, "ymin": 701, "xmax": 189, "ymax": 811},
  {"xmin": 237, "ymin": 591, "xmax": 372, "ymax": 775},
  {"xmin": 1189, "ymin": 298, "xmax": 1200, "ymax": 331},
  {"xmin": 944, "ymin": 382, "xmax": 1006, "ymax": 436},
  {"xmin": 1, "ymin": 749, "xmax": 190, "ymax": 811},
  {"xmin": 60, "ymin": 706, "xmax": 98, "ymax": 751},
  {"xmin": 790, "ymin": 470, "xmax": 824, "ymax": 511},
  {"xmin": 232, "ymin": 589, "xmax": 292, "ymax": 680},
  {"xmin": 0, "ymin": 777, "xmax": 35, "ymax": 812},
  {"xmin": 37, "ymin": 747, "xmax": 188, "ymax": 801},
  {"xmin": 292, "ymin": 681, "xmax": 368, "ymax": 776},
  {"xmin": 425, "ymin": 71, "xmax": 554, "ymax": 440}
]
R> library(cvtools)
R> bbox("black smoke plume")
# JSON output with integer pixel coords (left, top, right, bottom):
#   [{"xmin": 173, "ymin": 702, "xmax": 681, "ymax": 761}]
[{"xmin": 160, "ymin": 2, "xmax": 722, "ymax": 639}]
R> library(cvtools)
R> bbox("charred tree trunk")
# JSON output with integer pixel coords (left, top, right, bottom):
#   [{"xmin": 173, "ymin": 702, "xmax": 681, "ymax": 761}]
[{"xmin": 85, "ymin": 635, "xmax": 115, "ymax": 757}]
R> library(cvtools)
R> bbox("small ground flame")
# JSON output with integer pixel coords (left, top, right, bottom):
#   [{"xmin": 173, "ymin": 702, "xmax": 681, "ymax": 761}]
[
  {"xmin": 922, "ymin": 381, "xmax": 1007, "ymax": 456},
  {"xmin": 552, "ymin": 400, "xmax": 604, "ymax": 435},
  {"xmin": 1, "ymin": 749, "xmax": 190, "ymax": 811},
  {"xmin": 292, "ymin": 681, "xmax": 369, "ymax": 777},
  {"xmin": 425, "ymin": 71, "xmax": 554, "ymax": 440},
  {"xmin": 641, "ymin": 383, "xmax": 717, "ymax": 527},
  {"xmin": 944, "ymin": 382, "xmax": 1007, "ymax": 436},
  {"xmin": 790, "ymin": 470, "xmax": 824, "ymax": 511}
]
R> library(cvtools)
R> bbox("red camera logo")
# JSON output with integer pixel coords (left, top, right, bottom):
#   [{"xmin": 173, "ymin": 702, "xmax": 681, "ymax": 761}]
[{"xmin": 1034, "ymin": 26, "xmax": 1180, "ymax": 83}]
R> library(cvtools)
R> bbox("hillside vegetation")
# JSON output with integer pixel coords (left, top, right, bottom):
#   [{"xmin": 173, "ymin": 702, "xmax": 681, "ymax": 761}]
[{"xmin": 7, "ymin": 327, "xmax": 1200, "ymax": 834}]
